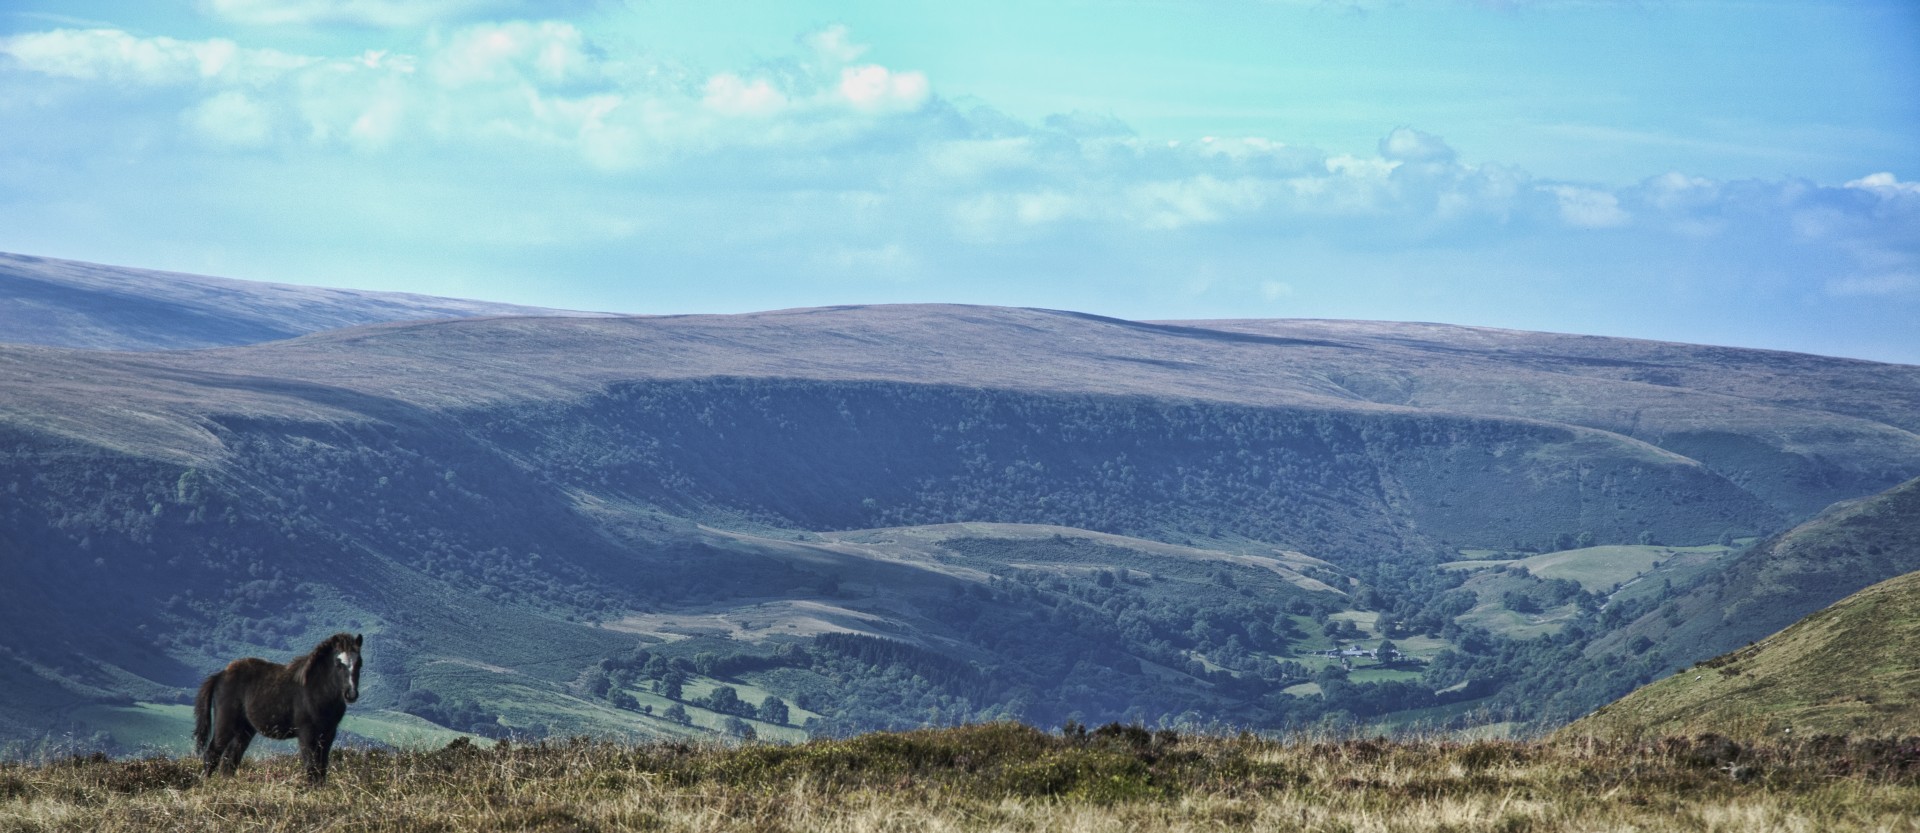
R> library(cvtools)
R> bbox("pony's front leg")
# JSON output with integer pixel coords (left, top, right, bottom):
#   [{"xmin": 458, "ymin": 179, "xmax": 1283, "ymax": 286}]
[
  {"xmin": 300, "ymin": 726, "xmax": 337, "ymax": 784},
  {"xmin": 315, "ymin": 727, "xmax": 337, "ymax": 783}
]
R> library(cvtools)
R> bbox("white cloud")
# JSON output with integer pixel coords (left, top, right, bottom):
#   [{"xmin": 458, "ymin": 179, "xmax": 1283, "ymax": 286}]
[
  {"xmin": 1551, "ymin": 185, "xmax": 1630, "ymax": 228},
  {"xmin": 0, "ymin": 21, "xmax": 949, "ymax": 171},
  {"xmin": 184, "ymin": 90, "xmax": 274, "ymax": 147},
  {"xmin": 1125, "ymin": 176, "xmax": 1269, "ymax": 230},
  {"xmin": 1379, "ymin": 126, "xmax": 1455, "ymax": 164},
  {"xmin": 836, "ymin": 64, "xmax": 930, "ymax": 112},
  {"xmin": 1013, "ymin": 191, "xmax": 1077, "ymax": 226},
  {"xmin": 280, "ymin": 54, "xmax": 437, "ymax": 149},
  {"xmin": 0, "ymin": 28, "xmax": 310, "ymax": 86},
  {"xmin": 345, "ymin": 89, "xmax": 407, "ymax": 149},
  {"xmin": 703, "ymin": 73, "xmax": 788, "ymax": 117},
  {"xmin": 805, "ymin": 24, "xmax": 868, "ymax": 65},
  {"xmin": 1634, "ymin": 171, "xmax": 1723, "ymax": 231},
  {"xmin": 1282, "ymin": 155, "xmax": 1394, "ymax": 217},
  {"xmin": 922, "ymin": 138, "xmax": 1045, "ymax": 181},
  {"xmin": 953, "ymin": 191, "xmax": 1080, "ymax": 241},
  {"xmin": 1641, "ymin": 171, "xmax": 1717, "ymax": 204},
  {"xmin": 427, "ymin": 20, "xmax": 596, "ymax": 88},
  {"xmin": 1846, "ymin": 172, "xmax": 1920, "ymax": 197},
  {"xmin": 1322, "ymin": 154, "xmax": 1397, "ymax": 179}
]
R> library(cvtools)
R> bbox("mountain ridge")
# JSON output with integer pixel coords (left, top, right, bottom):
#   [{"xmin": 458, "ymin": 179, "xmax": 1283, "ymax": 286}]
[
  {"xmin": 0, "ymin": 252, "xmax": 599, "ymax": 351},
  {"xmin": 4, "ymin": 258, "xmax": 1920, "ymax": 749},
  {"xmin": 6, "ymin": 303, "xmax": 1913, "ymax": 524}
]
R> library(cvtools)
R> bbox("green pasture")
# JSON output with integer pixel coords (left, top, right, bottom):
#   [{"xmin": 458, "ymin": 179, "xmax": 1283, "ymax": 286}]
[
  {"xmin": 1455, "ymin": 601, "xmax": 1581, "ymax": 640},
  {"xmin": 1444, "ymin": 544, "xmax": 1735, "ymax": 594}
]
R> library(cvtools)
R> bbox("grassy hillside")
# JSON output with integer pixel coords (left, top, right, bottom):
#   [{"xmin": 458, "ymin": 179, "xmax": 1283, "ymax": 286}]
[
  {"xmin": 1586, "ymin": 477, "xmax": 1920, "ymax": 675},
  {"xmin": 4, "ymin": 725, "xmax": 1918, "ymax": 832},
  {"xmin": 0, "ymin": 252, "xmax": 588, "ymax": 351},
  {"xmin": 1572, "ymin": 570, "xmax": 1920, "ymax": 740},
  {"xmin": 3, "ymin": 289, "xmax": 1919, "ymax": 748}
]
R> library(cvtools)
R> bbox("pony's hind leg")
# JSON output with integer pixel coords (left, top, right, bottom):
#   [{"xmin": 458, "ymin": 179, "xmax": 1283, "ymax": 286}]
[
  {"xmin": 203, "ymin": 718, "xmax": 239, "ymax": 777},
  {"xmin": 200, "ymin": 730, "xmax": 223, "ymax": 777},
  {"xmin": 219, "ymin": 726, "xmax": 256, "ymax": 776}
]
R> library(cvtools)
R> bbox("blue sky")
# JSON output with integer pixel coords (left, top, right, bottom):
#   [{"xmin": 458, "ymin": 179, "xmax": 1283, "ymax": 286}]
[{"xmin": 2, "ymin": 1, "xmax": 1917, "ymax": 362}]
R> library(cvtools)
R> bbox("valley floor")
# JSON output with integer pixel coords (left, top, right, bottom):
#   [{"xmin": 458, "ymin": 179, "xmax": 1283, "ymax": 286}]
[{"xmin": 2, "ymin": 724, "xmax": 1916, "ymax": 832}]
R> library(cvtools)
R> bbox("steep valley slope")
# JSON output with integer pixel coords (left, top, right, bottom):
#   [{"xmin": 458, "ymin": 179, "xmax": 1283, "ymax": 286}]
[
  {"xmin": 1571, "ymin": 567, "xmax": 1920, "ymax": 739},
  {"xmin": 1584, "ymin": 476, "xmax": 1920, "ymax": 677}
]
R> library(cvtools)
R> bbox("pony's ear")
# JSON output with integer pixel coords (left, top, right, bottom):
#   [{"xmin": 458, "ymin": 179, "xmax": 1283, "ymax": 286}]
[{"xmin": 355, "ymin": 634, "xmax": 364, "ymax": 649}]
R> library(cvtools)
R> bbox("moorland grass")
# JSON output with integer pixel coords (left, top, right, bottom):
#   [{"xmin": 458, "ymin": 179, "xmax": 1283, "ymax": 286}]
[{"xmin": 2, "ymin": 723, "xmax": 1916, "ymax": 832}]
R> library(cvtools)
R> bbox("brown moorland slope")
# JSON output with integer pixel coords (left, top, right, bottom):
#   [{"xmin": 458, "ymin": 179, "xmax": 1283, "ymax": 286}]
[{"xmin": 1574, "ymin": 568, "xmax": 1920, "ymax": 740}]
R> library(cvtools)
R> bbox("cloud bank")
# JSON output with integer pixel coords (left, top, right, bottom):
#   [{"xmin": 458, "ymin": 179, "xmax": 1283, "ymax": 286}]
[{"xmin": 0, "ymin": 16, "xmax": 1914, "ymax": 361}]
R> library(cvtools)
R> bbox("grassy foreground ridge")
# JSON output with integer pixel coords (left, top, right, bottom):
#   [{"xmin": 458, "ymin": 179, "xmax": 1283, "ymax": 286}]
[
  {"xmin": 1572, "ymin": 570, "xmax": 1920, "ymax": 741},
  {"xmin": 4, "ymin": 724, "xmax": 1918, "ymax": 832}
]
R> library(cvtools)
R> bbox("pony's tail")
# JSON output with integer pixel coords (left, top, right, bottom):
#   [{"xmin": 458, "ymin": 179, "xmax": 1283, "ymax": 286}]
[{"xmin": 192, "ymin": 672, "xmax": 221, "ymax": 754}]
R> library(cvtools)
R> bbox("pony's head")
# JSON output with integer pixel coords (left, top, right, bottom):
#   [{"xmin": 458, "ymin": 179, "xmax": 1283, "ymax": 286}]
[{"xmin": 302, "ymin": 633, "xmax": 364, "ymax": 703}]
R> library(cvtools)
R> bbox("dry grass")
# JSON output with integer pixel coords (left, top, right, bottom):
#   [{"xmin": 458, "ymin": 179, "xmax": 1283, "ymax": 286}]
[{"xmin": 3, "ymin": 724, "xmax": 1917, "ymax": 832}]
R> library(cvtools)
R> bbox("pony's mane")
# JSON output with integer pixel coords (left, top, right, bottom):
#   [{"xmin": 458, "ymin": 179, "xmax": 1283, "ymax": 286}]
[
  {"xmin": 295, "ymin": 633, "xmax": 360, "ymax": 671},
  {"xmin": 295, "ymin": 633, "xmax": 359, "ymax": 686},
  {"xmin": 304, "ymin": 633, "xmax": 358, "ymax": 664}
]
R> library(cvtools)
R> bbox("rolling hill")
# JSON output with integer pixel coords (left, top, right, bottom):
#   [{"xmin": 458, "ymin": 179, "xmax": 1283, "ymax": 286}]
[
  {"xmin": 0, "ymin": 252, "xmax": 590, "ymax": 351},
  {"xmin": 1570, "ymin": 568, "xmax": 1920, "ymax": 739},
  {"xmin": 3, "ymin": 261, "xmax": 1919, "ymax": 751}
]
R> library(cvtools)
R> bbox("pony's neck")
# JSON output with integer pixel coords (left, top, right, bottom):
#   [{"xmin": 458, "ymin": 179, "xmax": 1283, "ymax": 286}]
[{"xmin": 302, "ymin": 647, "xmax": 344, "ymax": 698}]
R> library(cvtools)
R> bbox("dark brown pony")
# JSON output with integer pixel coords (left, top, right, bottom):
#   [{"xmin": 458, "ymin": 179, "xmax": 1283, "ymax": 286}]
[{"xmin": 193, "ymin": 633, "xmax": 363, "ymax": 784}]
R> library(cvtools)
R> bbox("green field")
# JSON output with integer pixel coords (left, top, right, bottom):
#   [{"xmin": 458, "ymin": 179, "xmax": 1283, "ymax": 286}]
[
  {"xmin": 1324, "ymin": 609, "xmax": 1379, "ymax": 636},
  {"xmin": 1606, "ymin": 546, "xmax": 1741, "ymax": 606},
  {"xmin": 1346, "ymin": 668, "xmax": 1423, "ymax": 684},
  {"xmin": 1456, "ymin": 603, "xmax": 1580, "ymax": 639},
  {"xmin": 657, "ymin": 678, "xmax": 810, "ymax": 742},
  {"xmin": 1388, "ymin": 634, "xmax": 1451, "ymax": 661},
  {"xmin": 1444, "ymin": 544, "xmax": 1735, "ymax": 594}
]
